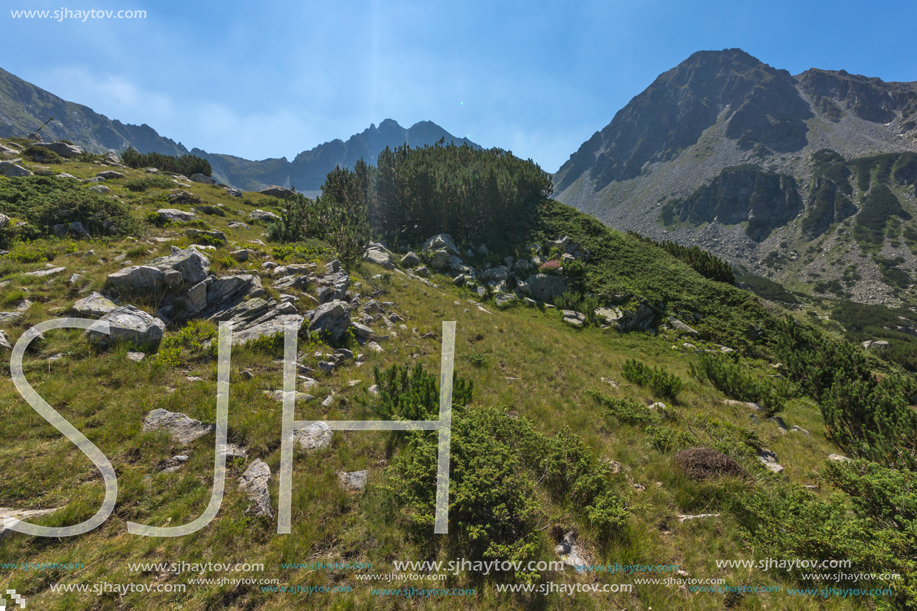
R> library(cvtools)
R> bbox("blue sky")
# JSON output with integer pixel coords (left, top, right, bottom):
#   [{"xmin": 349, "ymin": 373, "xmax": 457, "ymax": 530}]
[{"xmin": 4, "ymin": 0, "xmax": 915, "ymax": 172}]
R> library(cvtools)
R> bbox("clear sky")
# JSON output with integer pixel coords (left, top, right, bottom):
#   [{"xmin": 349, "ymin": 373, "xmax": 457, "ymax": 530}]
[{"xmin": 4, "ymin": 0, "xmax": 915, "ymax": 173}]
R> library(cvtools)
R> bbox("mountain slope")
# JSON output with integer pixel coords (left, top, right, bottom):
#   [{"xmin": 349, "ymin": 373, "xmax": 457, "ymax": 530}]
[
  {"xmin": 554, "ymin": 49, "xmax": 917, "ymax": 307},
  {"xmin": 0, "ymin": 67, "xmax": 189, "ymax": 156},
  {"xmin": 194, "ymin": 119, "xmax": 480, "ymax": 194},
  {"xmin": 0, "ymin": 66, "xmax": 479, "ymax": 195}
]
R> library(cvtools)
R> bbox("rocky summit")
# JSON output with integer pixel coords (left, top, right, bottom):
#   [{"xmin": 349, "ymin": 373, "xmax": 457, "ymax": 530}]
[{"xmin": 554, "ymin": 48, "xmax": 917, "ymax": 306}]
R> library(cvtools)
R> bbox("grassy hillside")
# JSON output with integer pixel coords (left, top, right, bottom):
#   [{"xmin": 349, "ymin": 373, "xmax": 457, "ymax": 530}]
[{"xmin": 0, "ymin": 144, "xmax": 913, "ymax": 610}]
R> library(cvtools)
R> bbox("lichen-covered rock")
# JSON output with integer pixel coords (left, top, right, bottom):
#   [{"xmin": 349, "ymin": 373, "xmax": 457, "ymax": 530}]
[{"xmin": 85, "ymin": 305, "xmax": 165, "ymax": 348}]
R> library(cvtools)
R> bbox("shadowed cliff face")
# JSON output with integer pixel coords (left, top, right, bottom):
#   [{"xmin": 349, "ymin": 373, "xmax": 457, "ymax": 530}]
[
  {"xmin": 554, "ymin": 49, "xmax": 813, "ymax": 192},
  {"xmin": 667, "ymin": 165, "xmax": 803, "ymax": 242}
]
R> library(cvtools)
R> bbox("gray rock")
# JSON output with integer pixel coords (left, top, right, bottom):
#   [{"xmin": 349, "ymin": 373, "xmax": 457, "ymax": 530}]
[
  {"xmin": 350, "ymin": 321, "xmax": 376, "ymax": 339},
  {"xmin": 127, "ymin": 351, "xmax": 146, "ymax": 362},
  {"xmin": 790, "ymin": 425, "xmax": 810, "ymax": 435},
  {"xmin": 149, "ymin": 248, "xmax": 210, "ymax": 284},
  {"xmin": 495, "ymin": 293, "xmax": 516, "ymax": 308},
  {"xmin": 225, "ymin": 187, "xmax": 243, "ymax": 198},
  {"xmin": 862, "ymin": 340, "xmax": 890, "ymax": 350},
  {"xmin": 257, "ymin": 185, "xmax": 296, "ymax": 199},
  {"xmin": 157, "ymin": 208, "xmax": 196, "ymax": 223},
  {"xmin": 186, "ymin": 228, "xmax": 227, "ymax": 245},
  {"xmin": 430, "ymin": 249, "xmax": 450, "ymax": 270},
  {"xmin": 72, "ymin": 292, "xmax": 117, "ymax": 318},
  {"xmin": 622, "ymin": 303, "xmax": 656, "ymax": 331},
  {"xmin": 668, "ymin": 316, "xmax": 699, "ymax": 336},
  {"xmin": 142, "ymin": 408, "xmax": 214, "ymax": 444},
  {"xmin": 364, "ymin": 248, "xmax": 394, "ymax": 270},
  {"xmin": 422, "ymin": 234, "xmax": 459, "ymax": 255},
  {"xmin": 308, "ymin": 300, "xmax": 352, "ymax": 342},
  {"xmin": 0, "ymin": 330, "xmax": 11, "ymax": 350},
  {"xmin": 168, "ymin": 191, "xmax": 201, "ymax": 205},
  {"xmin": 555, "ymin": 531, "xmax": 588, "ymax": 567},
  {"xmin": 828, "ymin": 454, "xmax": 853, "ymax": 462},
  {"xmin": 194, "ymin": 205, "xmax": 226, "ymax": 217},
  {"xmin": 414, "ymin": 266, "xmax": 430, "ymax": 277},
  {"xmin": 0, "ymin": 161, "xmax": 32, "ymax": 177},
  {"xmin": 545, "ymin": 236, "xmax": 571, "ymax": 253},
  {"xmin": 526, "ymin": 274, "xmax": 567, "ymax": 302},
  {"xmin": 295, "ymin": 421, "xmax": 333, "ymax": 450},
  {"xmin": 562, "ymin": 310, "xmax": 586, "ymax": 327},
  {"xmin": 85, "ymin": 305, "xmax": 166, "ymax": 348},
  {"xmin": 0, "ymin": 213, "xmax": 8, "ymax": 228},
  {"xmin": 238, "ymin": 459, "xmax": 274, "ymax": 518},
  {"xmin": 25, "ymin": 266, "xmax": 66, "ymax": 277},
  {"xmin": 107, "ymin": 265, "xmax": 168, "ymax": 293},
  {"xmin": 262, "ymin": 390, "xmax": 313, "ymax": 402},
  {"xmin": 401, "ymin": 251, "xmax": 420, "ymax": 267},
  {"xmin": 96, "ymin": 170, "xmax": 124, "ymax": 180},
  {"xmin": 723, "ymin": 399, "xmax": 762, "ymax": 411},
  {"xmin": 30, "ymin": 141, "xmax": 83, "ymax": 158},
  {"xmin": 185, "ymin": 281, "xmax": 208, "ymax": 312},
  {"xmin": 207, "ymin": 275, "xmax": 263, "ymax": 308},
  {"xmin": 232, "ymin": 314, "xmax": 304, "ymax": 346},
  {"xmin": 248, "ymin": 209, "xmax": 281, "ymax": 222},
  {"xmin": 190, "ymin": 173, "xmax": 216, "ymax": 185},
  {"xmin": 232, "ymin": 249, "xmax": 255, "ymax": 262},
  {"xmin": 337, "ymin": 470, "xmax": 368, "ymax": 492},
  {"xmin": 69, "ymin": 221, "xmax": 90, "ymax": 238},
  {"xmin": 89, "ymin": 184, "xmax": 111, "ymax": 194},
  {"xmin": 594, "ymin": 307, "xmax": 623, "ymax": 324}
]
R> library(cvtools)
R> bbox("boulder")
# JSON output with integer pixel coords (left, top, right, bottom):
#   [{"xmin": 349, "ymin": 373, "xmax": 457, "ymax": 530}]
[
  {"xmin": 107, "ymin": 265, "xmax": 171, "ymax": 293},
  {"xmin": 206, "ymin": 275, "xmax": 264, "ymax": 308},
  {"xmin": 495, "ymin": 293, "xmax": 516, "ymax": 308},
  {"xmin": 0, "ymin": 161, "xmax": 32, "ymax": 177},
  {"xmin": 232, "ymin": 314, "xmax": 304, "ymax": 346},
  {"xmin": 364, "ymin": 248, "xmax": 394, "ymax": 270},
  {"xmin": 31, "ymin": 141, "xmax": 83, "ymax": 158},
  {"xmin": 295, "ymin": 421, "xmax": 333, "ymax": 450},
  {"xmin": 828, "ymin": 454, "xmax": 853, "ymax": 462},
  {"xmin": 401, "ymin": 251, "xmax": 420, "ymax": 267},
  {"xmin": 414, "ymin": 266, "xmax": 430, "ymax": 277},
  {"xmin": 149, "ymin": 248, "xmax": 210, "ymax": 284},
  {"xmin": 545, "ymin": 236, "xmax": 571, "ymax": 253},
  {"xmin": 186, "ymin": 228, "xmax": 227, "ymax": 244},
  {"xmin": 258, "ymin": 185, "xmax": 296, "ymax": 199},
  {"xmin": 248, "ymin": 209, "xmax": 281, "ymax": 223},
  {"xmin": 308, "ymin": 300, "xmax": 352, "ymax": 342},
  {"xmin": 238, "ymin": 459, "xmax": 274, "ymax": 518},
  {"xmin": 668, "ymin": 316, "xmax": 699, "ymax": 336},
  {"xmin": 190, "ymin": 173, "xmax": 216, "ymax": 185},
  {"xmin": 862, "ymin": 340, "xmax": 890, "ymax": 350},
  {"xmin": 72, "ymin": 292, "xmax": 117, "ymax": 318},
  {"xmin": 0, "ymin": 330, "xmax": 12, "ymax": 350},
  {"xmin": 225, "ymin": 187, "xmax": 243, "ymax": 198},
  {"xmin": 96, "ymin": 170, "xmax": 124, "ymax": 180},
  {"xmin": 142, "ymin": 408, "xmax": 214, "ymax": 444},
  {"xmin": 168, "ymin": 191, "xmax": 200, "ymax": 205},
  {"xmin": 232, "ymin": 249, "xmax": 255, "ymax": 262},
  {"xmin": 349, "ymin": 322, "xmax": 376, "ymax": 339},
  {"xmin": 429, "ymin": 249, "xmax": 450, "ymax": 270},
  {"xmin": 422, "ymin": 233, "xmax": 459, "ymax": 255},
  {"xmin": 594, "ymin": 307, "xmax": 623, "ymax": 325},
  {"xmin": 337, "ymin": 470, "xmax": 367, "ymax": 492},
  {"xmin": 194, "ymin": 205, "xmax": 226, "ymax": 217},
  {"xmin": 157, "ymin": 208, "xmax": 196, "ymax": 223},
  {"xmin": 526, "ymin": 273, "xmax": 567, "ymax": 302},
  {"xmin": 0, "ymin": 213, "xmax": 8, "ymax": 229},
  {"xmin": 562, "ymin": 310, "xmax": 586, "ymax": 327},
  {"xmin": 86, "ymin": 305, "xmax": 166, "ymax": 348}
]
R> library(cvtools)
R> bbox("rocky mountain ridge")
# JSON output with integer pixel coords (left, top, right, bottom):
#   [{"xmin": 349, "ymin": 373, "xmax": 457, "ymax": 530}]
[{"xmin": 553, "ymin": 49, "xmax": 917, "ymax": 307}]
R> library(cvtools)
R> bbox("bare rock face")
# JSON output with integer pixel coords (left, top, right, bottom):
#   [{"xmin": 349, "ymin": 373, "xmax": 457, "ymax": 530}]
[
  {"xmin": 142, "ymin": 408, "xmax": 215, "ymax": 444},
  {"xmin": 149, "ymin": 247, "xmax": 211, "ymax": 284},
  {"xmin": 238, "ymin": 459, "xmax": 274, "ymax": 518},
  {"xmin": 85, "ymin": 305, "xmax": 166, "ymax": 348},
  {"xmin": 0, "ymin": 160, "xmax": 32, "ymax": 177}
]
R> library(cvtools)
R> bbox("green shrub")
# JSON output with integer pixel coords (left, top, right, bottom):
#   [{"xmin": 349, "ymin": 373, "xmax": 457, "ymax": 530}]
[
  {"xmin": 628, "ymin": 231, "xmax": 735, "ymax": 284},
  {"xmin": 22, "ymin": 145, "xmax": 64, "ymax": 164},
  {"xmin": 621, "ymin": 358, "xmax": 683, "ymax": 401},
  {"xmin": 152, "ymin": 320, "xmax": 218, "ymax": 366},
  {"xmin": 589, "ymin": 391, "xmax": 659, "ymax": 425},
  {"xmin": 268, "ymin": 192, "xmax": 369, "ymax": 261},
  {"xmin": 124, "ymin": 176, "xmax": 176, "ymax": 192},
  {"xmin": 689, "ymin": 353, "xmax": 794, "ymax": 416},
  {"xmin": 120, "ymin": 147, "xmax": 212, "ymax": 177},
  {"xmin": 372, "ymin": 363, "xmax": 473, "ymax": 421}
]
